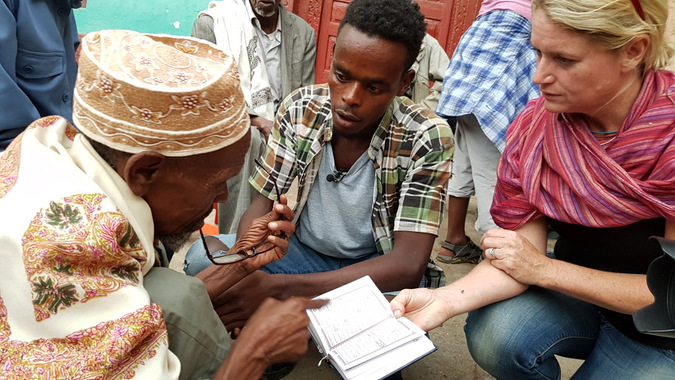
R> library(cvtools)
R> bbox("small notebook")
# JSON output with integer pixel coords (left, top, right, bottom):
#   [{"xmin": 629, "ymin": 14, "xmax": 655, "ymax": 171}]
[{"xmin": 307, "ymin": 276, "xmax": 437, "ymax": 380}]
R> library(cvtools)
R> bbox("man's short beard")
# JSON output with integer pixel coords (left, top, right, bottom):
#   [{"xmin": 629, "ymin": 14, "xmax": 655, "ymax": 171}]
[
  {"xmin": 156, "ymin": 209, "xmax": 212, "ymax": 253},
  {"xmin": 254, "ymin": 5, "xmax": 277, "ymax": 18},
  {"xmin": 156, "ymin": 231, "xmax": 194, "ymax": 253}
]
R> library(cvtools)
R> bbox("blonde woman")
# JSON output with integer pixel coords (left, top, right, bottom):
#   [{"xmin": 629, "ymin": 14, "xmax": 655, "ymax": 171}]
[{"xmin": 391, "ymin": 0, "xmax": 675, "ymax": 378}]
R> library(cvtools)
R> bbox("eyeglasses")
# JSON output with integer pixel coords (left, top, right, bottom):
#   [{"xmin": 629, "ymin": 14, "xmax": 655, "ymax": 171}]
[{"xmin": 201, "ymin": 159, "xmax": 283, "ymax": 265}]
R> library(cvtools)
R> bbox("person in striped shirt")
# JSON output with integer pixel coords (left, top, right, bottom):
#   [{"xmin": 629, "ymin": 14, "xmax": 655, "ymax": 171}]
[{"xmin": 392, "ymin": 0, "xmax": 675, "ymax": 378}]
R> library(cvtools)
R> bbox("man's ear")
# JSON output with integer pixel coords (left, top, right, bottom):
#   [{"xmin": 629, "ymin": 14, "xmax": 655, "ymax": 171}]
[
  {"xmin": 397, "ymin": 69, "xmax": 416, "ymax": 97},
  {"xmin": 622, "ymin": 34, "xmax": 650, "ymax": 73},
  {"xmin": 120, "ymin": 152, "xmax": 167, "ymax": 197}
]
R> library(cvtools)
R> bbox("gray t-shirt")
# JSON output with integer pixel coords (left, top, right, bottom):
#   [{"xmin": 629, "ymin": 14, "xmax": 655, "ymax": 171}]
[{"xmin": 295, "ymin": 142, "xmax": 376, "ymax": 258}]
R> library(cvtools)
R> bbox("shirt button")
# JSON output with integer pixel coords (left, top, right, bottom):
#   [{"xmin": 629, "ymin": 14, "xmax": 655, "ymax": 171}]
[
  {"xmin": 23, "ymin": 65, "xmax": 34, "ymax": 73},
  {"xmin": 62, "ymin": 94, "xmax": 70, "ymax": 103},
  {"xmin": 57, "ymin": 8, "xmax": 68, "ymax": 17}
]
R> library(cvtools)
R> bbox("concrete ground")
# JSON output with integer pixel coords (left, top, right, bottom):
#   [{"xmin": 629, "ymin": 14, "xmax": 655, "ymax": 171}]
[{"xmin": 170, "ymin": 195, "xmax": 583, "ymax": 379}]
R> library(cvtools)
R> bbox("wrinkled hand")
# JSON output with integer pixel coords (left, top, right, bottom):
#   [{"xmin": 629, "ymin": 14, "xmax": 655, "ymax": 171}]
[
  {"xmin": 251, "ymin": 116, "xmax": 274, "ymax": 141},
  {"xmin": 232, "ymin": 194, "xmax": 295, "ymax": 272},
  {"xmin": 213, "ymin": 270, "xmax": 279, "ymax": 336},
  {"xmin": 480, "ymin": 228, "xmax": 550, "ymax": 286},
  {"xmin": 390, "ymin": 288, "xmax": 457, "ymax": 332},
  {"xmin": 237, "ymin": 297, "xmax": 328, "ymax": 365}
]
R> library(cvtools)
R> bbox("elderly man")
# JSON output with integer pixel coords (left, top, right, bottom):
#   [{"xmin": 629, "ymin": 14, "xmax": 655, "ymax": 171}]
[
  {"xmin": 0, "ymin": 30, "xmax": 324, "ymax": 379},
  {"xmin": 192, "ymin": 0, "xmax": 317, "ymax": 234},
  {"xmin": 0, "ymin": 0, "xmax": 80, "ymax": 151},
  {"xmin": 186, "ymin": 0, "xmax": 453, "ymax": 338}
]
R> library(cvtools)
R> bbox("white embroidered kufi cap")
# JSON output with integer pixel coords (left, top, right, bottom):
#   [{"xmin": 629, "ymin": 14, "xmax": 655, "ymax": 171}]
[{"xmin": 73, "ymin": 29, "xmax": 250, "ymax": 156}]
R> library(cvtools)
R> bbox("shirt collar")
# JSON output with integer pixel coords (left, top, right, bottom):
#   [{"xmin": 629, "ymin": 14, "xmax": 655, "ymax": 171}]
[{"xmin": 368, "ymin": 100, "xmax": 395, "ymax": 160}]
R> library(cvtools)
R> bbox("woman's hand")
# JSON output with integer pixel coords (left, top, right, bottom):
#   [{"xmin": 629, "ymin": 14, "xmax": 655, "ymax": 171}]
[
  {"xmin": 390, "ymin": 288, "xmax": 459, "ymax": 331},
  {"xmin": 480, "ymin": 228, "xmax": 551, "ymax": 286}
]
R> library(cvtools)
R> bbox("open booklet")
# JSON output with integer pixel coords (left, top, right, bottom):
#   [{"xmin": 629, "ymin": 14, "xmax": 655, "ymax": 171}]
[{"xmin": 307, "ymin": 275, "xmax": 437, "ymax": 380}]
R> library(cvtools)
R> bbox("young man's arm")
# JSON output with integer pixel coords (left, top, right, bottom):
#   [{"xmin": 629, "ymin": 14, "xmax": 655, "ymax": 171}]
[{"xmin": 210, "ymin": 230, "xmax": 436, "ymax": 334}]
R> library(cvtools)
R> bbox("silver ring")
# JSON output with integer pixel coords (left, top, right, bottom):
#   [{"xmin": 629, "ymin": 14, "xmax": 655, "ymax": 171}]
[{"xmin": 488, "ymin": 248, "xmax": 496, "ymax": 258}]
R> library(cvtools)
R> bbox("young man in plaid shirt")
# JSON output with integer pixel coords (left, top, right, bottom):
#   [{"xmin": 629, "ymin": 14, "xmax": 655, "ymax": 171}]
[{"xmin": 187, "ymin": 0, "xmax": 453, "ymax": 337}]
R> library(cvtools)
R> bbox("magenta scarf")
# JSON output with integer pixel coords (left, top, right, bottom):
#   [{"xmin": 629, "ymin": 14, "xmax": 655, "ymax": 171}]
[{"xmin": 492, "ymin": 70, "xmax": 675, "ymax": 230}]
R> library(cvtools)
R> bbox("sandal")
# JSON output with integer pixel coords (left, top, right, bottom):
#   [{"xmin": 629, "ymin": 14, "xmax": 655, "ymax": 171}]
[{"xmin": 436, "ymin": 236, "xmax": 483, "ymax": 264}]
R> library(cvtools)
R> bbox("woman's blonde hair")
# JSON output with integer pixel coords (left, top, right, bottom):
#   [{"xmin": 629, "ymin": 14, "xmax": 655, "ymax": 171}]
[{"xmin": 532, "ymin": 0, "xmax": 673, "ymax": 71}]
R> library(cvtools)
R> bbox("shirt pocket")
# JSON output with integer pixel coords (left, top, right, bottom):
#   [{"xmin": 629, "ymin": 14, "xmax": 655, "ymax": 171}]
[{"xmin": 16, "ymin": 48, "xmax": 64, "ymax": 80}]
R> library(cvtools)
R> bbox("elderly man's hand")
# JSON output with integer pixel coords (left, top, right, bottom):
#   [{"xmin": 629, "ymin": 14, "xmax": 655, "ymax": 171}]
[
  {"xmin": 250, "ymin": 116, "xmax": 274, "ymax": 141},
  {"xmin": 197, "ymin": 195, "xmax": 294, "ymax": 306},
  {"xmin": 209, "ymin": 194, "xmax": 293, "ymax": 336},
  {"xmin": 213, "ymin": 270, "xmax": 281, "ymax": 337},
  {"xmin": 241, "ymin": 297, "xmax": 328, "ymax": 361},
  {"xmin": 230, "ymin": 194, "xmax": 295, "ymax": 272},
  {"xmin": 213, "ymin": 297, "xmax": 328, "ymax": 379}
]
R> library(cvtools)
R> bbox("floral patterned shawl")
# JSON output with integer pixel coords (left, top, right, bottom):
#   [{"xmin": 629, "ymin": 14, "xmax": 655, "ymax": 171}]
[
  {"xmin": 492, "ymin": 70, "xmax": 675, "ymax": 230},
  {"xmin": 0, "ymin": 117, "xmax": 180, "ymax": 378}
]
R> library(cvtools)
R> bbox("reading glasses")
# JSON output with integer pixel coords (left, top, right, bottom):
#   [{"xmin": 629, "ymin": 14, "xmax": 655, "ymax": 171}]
[{"xmin": 200, "ymin": 159, "xmax": 283, "ymax": 265}]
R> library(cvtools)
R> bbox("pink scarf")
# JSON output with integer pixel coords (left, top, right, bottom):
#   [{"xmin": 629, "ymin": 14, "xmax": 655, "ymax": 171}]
[{"xmin": 492, "ymin": 70, "xmax": 675, "ymax": 230}]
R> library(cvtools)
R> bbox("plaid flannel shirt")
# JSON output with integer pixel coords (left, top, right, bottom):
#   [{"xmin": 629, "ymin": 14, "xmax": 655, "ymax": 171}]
[{"xmin": 249, "ymin": 84, "xmax": 453, "ymax": 254}]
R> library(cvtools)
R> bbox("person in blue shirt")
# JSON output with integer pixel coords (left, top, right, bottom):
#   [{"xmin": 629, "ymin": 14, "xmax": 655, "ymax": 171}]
[{"xmin": 0, "ymin": 0, "xmax": 80, "ymax": 151}]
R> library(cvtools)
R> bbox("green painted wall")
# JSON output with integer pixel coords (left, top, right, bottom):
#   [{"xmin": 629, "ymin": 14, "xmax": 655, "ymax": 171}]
[{"xmin": 74, "ymin": 1, "xmax": 210, "ymax": 36}]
